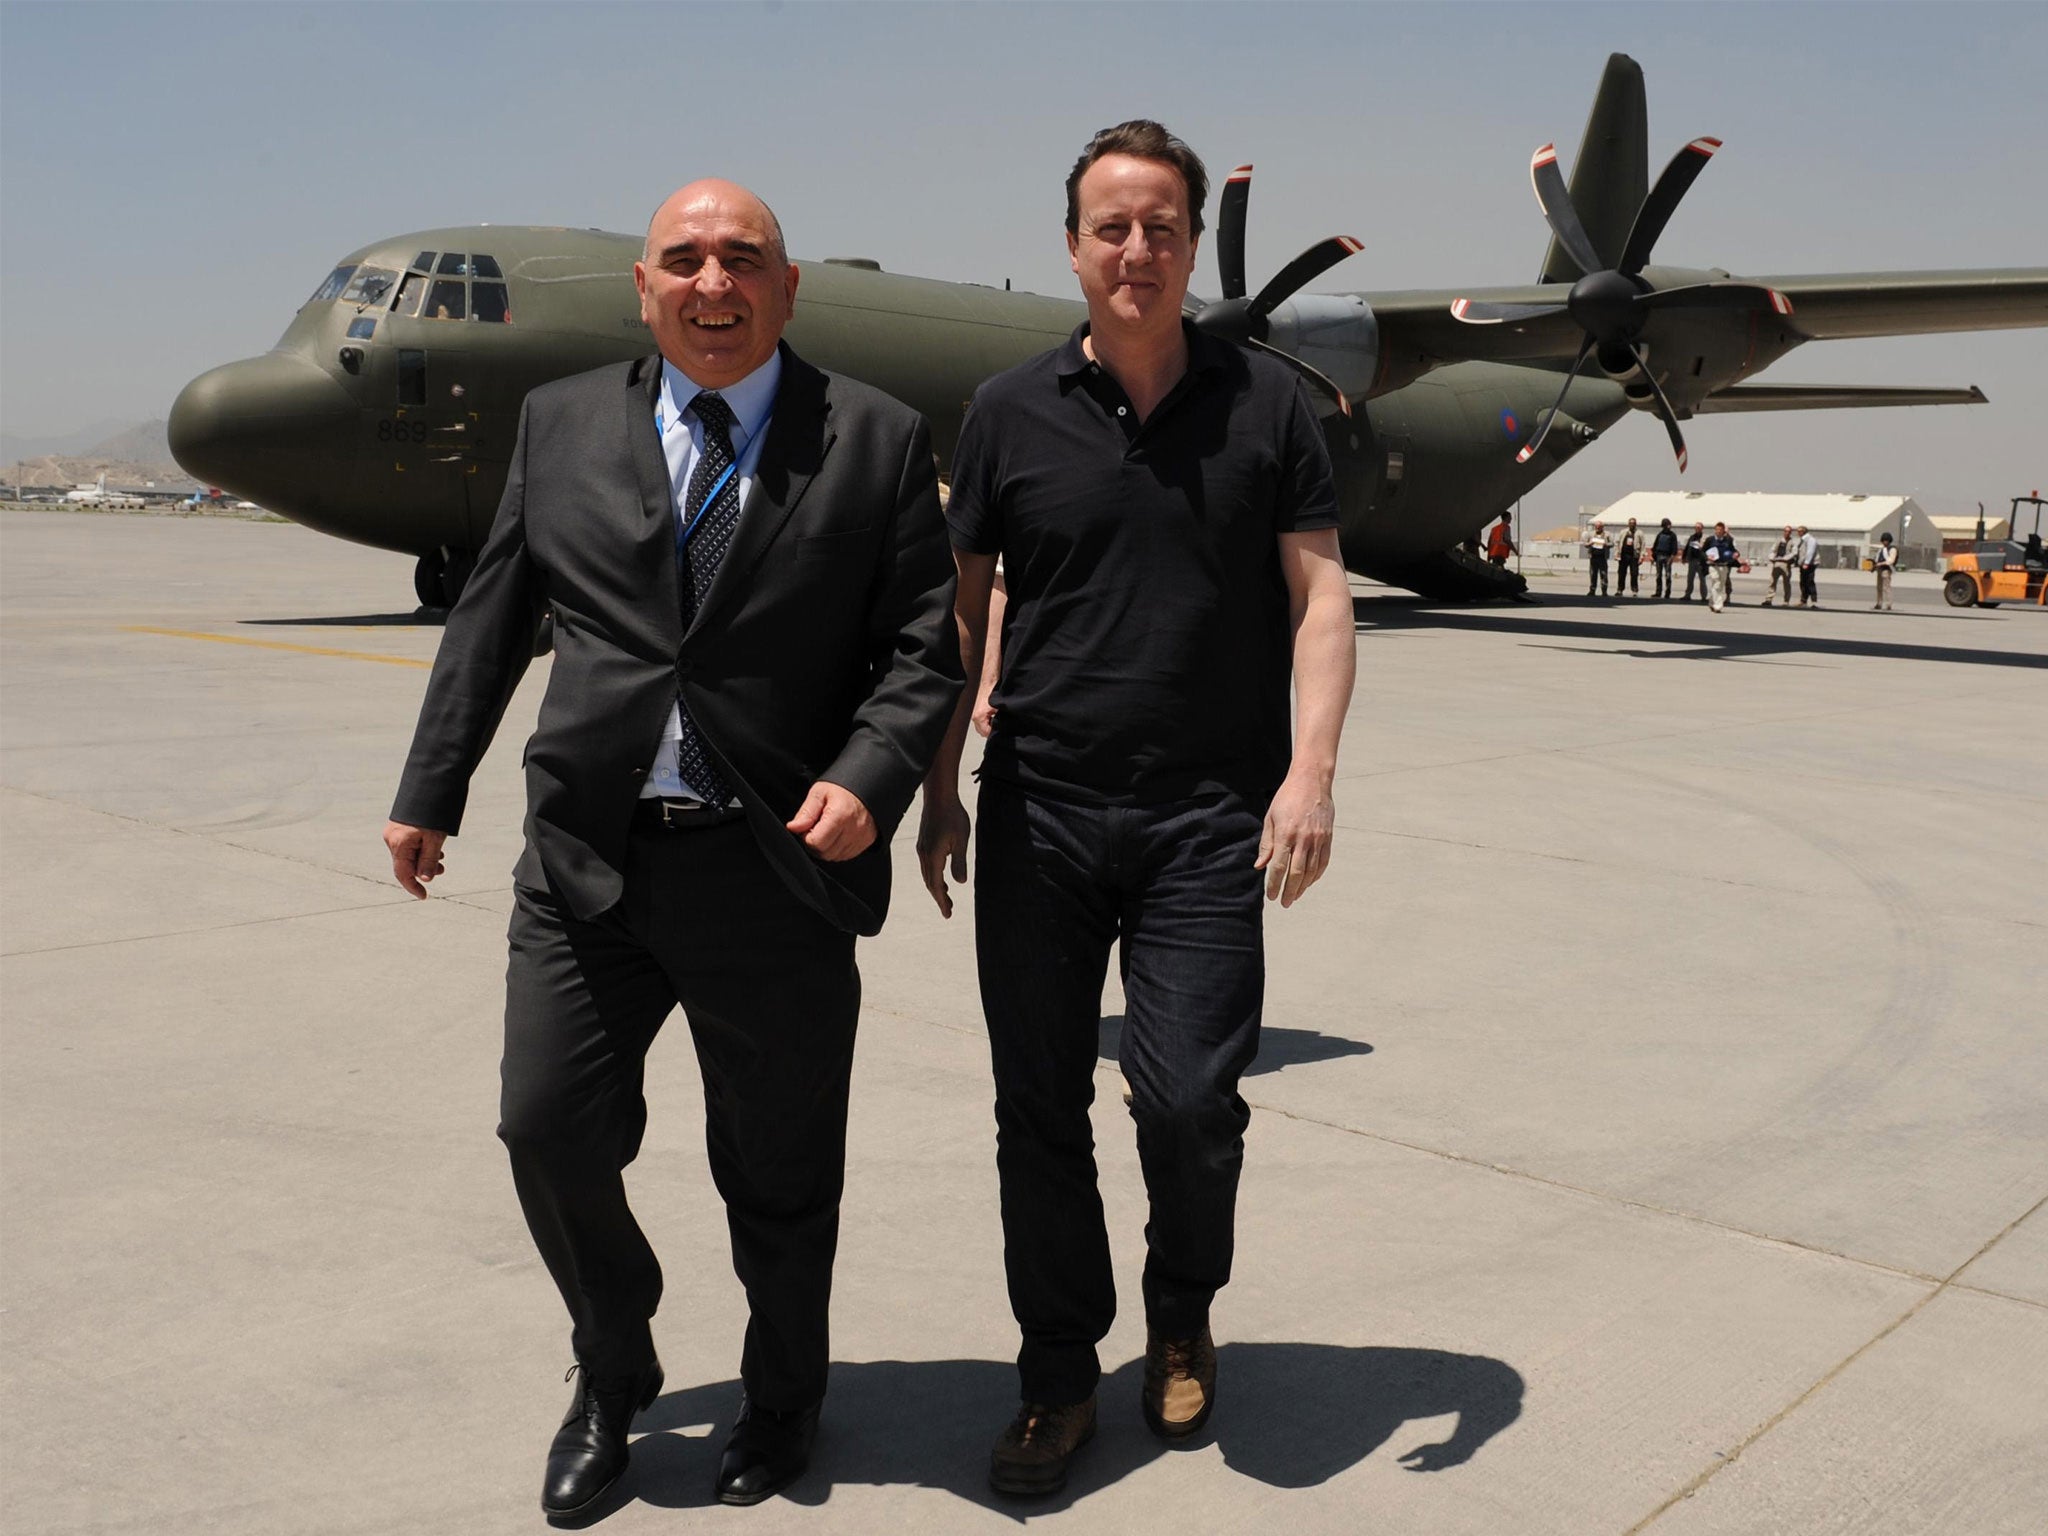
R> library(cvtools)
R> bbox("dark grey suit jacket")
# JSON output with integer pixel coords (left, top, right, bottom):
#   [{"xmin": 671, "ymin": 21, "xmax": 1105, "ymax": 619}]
[{"xmin": 391, "ymin": 345, "xmax": 961, "ymax": 935}]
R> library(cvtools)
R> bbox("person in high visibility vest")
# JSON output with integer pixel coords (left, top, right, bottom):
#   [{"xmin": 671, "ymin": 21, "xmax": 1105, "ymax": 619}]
[{"xmin": 1486, "ymin": 512, "xmax": 1516, "ymax": 567}]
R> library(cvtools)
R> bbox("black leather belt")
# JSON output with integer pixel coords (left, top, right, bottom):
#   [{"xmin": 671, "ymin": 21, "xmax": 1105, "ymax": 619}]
[{"xmin": 632, "ymin": 797, "xmax": 746, "ymax": 832}]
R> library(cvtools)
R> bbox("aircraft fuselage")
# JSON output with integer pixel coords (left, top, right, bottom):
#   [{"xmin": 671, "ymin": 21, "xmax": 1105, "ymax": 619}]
[{"xmin": 169, "ymin": 226, "xmax": 1635, "ymax": 598}]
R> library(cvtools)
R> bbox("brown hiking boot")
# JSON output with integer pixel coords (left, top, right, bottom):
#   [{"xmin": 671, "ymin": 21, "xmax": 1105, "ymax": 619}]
[
  {"xmin": 1143, "ymin": 1326, "xmax": 1217, "ymax": 1439},
  {"xmin": 988, "ymin": 1395, "xmax": 1097, "ymax": 1496}
]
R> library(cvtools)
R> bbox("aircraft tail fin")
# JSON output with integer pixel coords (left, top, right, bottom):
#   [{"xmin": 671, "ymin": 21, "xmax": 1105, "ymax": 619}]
[{"xmin": 1538, "ymin": 53, "xmax": 1648, "ymax": 283}]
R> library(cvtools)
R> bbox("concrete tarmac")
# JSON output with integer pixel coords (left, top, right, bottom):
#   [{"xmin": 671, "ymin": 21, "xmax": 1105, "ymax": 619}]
[{"xmin": 4, "ymin": 508, "xmax": 2044, "ymax": 1535}]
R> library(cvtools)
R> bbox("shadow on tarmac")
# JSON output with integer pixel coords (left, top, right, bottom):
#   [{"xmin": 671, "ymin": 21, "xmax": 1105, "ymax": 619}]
[
  {"xmin": 1353, "ymin": 597, "xmax": 2047, "ymax": 671},
  {"xmin": 1098, "ymin": 1014, "xmax": 1373, "ymax": 1078},
  {"xmin": 606, "ymin": 1345, "xmax": 1522, "ymax": 1518},
  {"xmin": 242, "ymin": 610, "xmax": 446, "ymax": 626}
]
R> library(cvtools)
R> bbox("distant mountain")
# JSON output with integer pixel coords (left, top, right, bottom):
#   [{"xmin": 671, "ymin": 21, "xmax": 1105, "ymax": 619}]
[
  {"xmin": 84, "ymin": 419, "xmax": 173, "ymax": 463},
  {"xmin": 0, "ymin": 418, "xmax": 134, "ymax": 464}
]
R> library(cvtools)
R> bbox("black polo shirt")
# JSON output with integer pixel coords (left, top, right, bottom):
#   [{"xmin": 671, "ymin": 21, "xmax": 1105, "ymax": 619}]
[{"xmin": 947, "ymin": 322, "xmax": 1340, "ymax": 806}]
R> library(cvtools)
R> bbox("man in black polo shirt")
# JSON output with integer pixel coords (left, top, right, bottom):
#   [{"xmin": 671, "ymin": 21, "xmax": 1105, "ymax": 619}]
[{"xmin": 918, "ymin": 120, "xmax": 1357, "ymax": 1495}]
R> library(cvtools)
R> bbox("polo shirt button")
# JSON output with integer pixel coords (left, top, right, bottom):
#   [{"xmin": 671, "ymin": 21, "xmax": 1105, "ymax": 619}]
[{"xmin": 1116, "ymin": 406, "xmax": 1128, "ymax": 416}]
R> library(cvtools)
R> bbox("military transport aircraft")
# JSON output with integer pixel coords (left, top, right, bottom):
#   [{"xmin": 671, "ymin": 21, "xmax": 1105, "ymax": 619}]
[{"xmin": 168, "ymin": 55, "xmax": 2047, "ymax": 606}]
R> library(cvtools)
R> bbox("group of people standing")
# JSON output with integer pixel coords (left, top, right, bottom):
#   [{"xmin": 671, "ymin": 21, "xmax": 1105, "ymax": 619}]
[
  {"xmin": 383, "ymin": 119, "xmax": 1354, "ymax": 1517},
  {"xmin": 1573, "ymin": 517, "xmax": 1899, "ymax": 612}
]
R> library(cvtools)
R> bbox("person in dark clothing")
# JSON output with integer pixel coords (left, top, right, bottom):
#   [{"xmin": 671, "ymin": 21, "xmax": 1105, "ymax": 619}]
[
  {"xmin": 1681, "ymin": 522, "xmax": 1708, "ymax": 601},
  {"xmin": 1703, "ymin": 521, "xmax": 1740, "ymax": 612},
  {"xmin": 1614, "ymin": 516, "xmax": 1643, "ymax": 596},
  {"xmin": 918, "ymin": 120, "xmax": 1356, "ymax": 1496},
  {"xmin": 1650, "ymin": 517, "xmax": 1679, "ymax": 599}
]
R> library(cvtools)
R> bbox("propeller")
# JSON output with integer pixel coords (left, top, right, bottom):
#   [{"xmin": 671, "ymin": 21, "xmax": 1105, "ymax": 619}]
[
  {"xmin": 1191, "ymin": 164, "xmax": 1364, "ymax": 415},
  {"xmin": 1453, "ymin": 136, "xmax": 1794, "ymax": 470}
]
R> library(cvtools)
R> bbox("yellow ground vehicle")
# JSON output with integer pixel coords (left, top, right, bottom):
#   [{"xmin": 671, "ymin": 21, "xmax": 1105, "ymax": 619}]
[{"xmin": 1944, "ymin": 494, "xmax": 2047, "ymax": 608}]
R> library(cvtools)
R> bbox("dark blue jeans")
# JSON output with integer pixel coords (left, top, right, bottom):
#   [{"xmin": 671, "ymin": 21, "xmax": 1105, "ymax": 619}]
[{"xmin": 974, "ymin": 776, "xmax": 1265, "ymax": 1405}]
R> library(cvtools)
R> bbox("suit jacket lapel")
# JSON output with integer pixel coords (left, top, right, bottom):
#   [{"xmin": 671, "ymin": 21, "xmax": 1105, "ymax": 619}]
[
  {"xmin": 684, "ymin": 344, "xmax": 835, "ymax": 645},
  {"xmin": 626, "ymin": 356, "xmax": 683, "ymax": 647}
]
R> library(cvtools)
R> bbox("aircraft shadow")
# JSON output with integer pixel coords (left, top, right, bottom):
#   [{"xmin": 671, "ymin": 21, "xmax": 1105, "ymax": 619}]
[
  {"xmin": 599, "ymin": 1344, "xmax": 1521, "ymax": 1519},
  {"xmin": 242, "ymin": 610, "xmax": 446, "ymax": 627},
  {"xmin": 1352, "ymin": 598, "xmax": 2047, "ymax": 671},
  {"xmin": 1098, "ymin": 1013, "xmax": 1373, "ymax": 1078}
]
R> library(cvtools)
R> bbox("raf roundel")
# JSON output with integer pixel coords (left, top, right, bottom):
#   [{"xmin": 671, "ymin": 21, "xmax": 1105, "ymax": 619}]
[{"xmin": 1500, "ymin": 408, "xmax": 1520, "ymax": 439}]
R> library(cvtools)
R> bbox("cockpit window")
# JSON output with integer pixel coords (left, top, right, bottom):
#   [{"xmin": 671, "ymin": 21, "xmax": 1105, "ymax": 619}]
[
  {"xmin": 341, "ymin": 266, "xmax": 399, "ymax": 306},
  {"xmin": 392, "ymin": 271, "xmax": 428, "ymax": 318},
  {"xmin": 411, "ymin": 251, "xmax": 437, "ymax": 273},
  {"xmin": 436, "ymin": 252, "xmax": 470, "ymax": 276},
  {"xmin": 425, "ymin": 279, "xmax": 467, "ymax": 321},
  {"xmin": 472, "ymin": 282, "xmax": 511, "ymax": 324},
  {"xmin": 347, "ymin": 316, "xmax": 378, "ymax": 340},
  {"xmin": 308, "ymin": 264, "xmax": 356, "ymax": 305},
  {"xmin": 472, "ymin": 254, "xmax": 504, "ymax": 280}
]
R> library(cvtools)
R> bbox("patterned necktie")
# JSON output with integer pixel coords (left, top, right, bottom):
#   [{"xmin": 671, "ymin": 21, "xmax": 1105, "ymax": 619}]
[{"xmin": 668, "ymin": 390, "xmax": 744, "ymax": 806}]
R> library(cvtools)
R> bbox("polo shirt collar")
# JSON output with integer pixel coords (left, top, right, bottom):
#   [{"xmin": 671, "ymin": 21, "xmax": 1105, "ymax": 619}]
[{"xmin": 1055, "ymin": 319, "xmax": 1234, "ymax": 385}]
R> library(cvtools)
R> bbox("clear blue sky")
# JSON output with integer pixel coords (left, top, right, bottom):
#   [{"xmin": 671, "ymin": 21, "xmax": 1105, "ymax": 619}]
[{"xmin": 2, "ymin": 0, "xmax": 2042, "ymax": 523}]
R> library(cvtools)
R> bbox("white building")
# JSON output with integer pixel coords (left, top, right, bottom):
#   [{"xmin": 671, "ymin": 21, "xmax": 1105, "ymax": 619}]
[{"xmin": 1588, "ymin": 493, "xmax": 1940, "ymax": 571}]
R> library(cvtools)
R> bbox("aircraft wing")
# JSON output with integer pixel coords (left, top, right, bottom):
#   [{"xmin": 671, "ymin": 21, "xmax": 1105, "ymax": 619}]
[
  {"xmin": 1694, "ymin": 383, "xmax": 1988, "ymax": 413},
  {"xmin": 1361, "ymin": 267, "xmax": 2048, "ymax": 383},
  {"xmin": 1760, "ymin": 269, "xmax": 2048, "ymax": 339}
]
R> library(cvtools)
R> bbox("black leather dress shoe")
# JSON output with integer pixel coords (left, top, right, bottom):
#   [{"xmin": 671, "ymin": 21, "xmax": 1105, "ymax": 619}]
[
  {"xmin": 715, "ymin": 1395, "xmax": 820, "ymax": 1506},
  {"xmin": 541, "ymin": 1357, "xmax": 663, "ymax": 1520}
]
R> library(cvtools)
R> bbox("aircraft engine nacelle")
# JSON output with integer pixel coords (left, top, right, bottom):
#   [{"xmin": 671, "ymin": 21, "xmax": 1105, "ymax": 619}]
[{"xmin": 1260, "ymin": 295, "xmax": 1379, "ymax": 401}]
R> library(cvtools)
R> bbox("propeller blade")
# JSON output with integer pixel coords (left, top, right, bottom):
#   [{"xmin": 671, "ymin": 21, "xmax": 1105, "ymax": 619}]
[
  {"xmin": 1247, "ymin": 337, "xmax": 1352, "ymax": 417},
  {"xmin": 1618, "ymin": 136, "xmax": 1721, "ymax": 276},
  {"xmin": 1629, "ymin": 341, "xmax": 1690, "ymax": 472},
  {"xmin": 1218, "ymin": 164, "xmax": 1253, "ymax": 302},
  {"xmin": 1528, "ymin": 144, "xmax": 1604, "ymax": 280},
  {"xmin": 1451, "ymin": 297, "xmax": 1570, "ymax": 325},
  {"xmin": 1515, "ymin": 335, "xmax": 1595, "ymax": 464},
  {"xmin": 1248, "ymin": 235, "xmax": 1363, "ymax": 319},
  {"xmin": 1633, "ymin": 280, "xmax": 1793, "ymax": 317}
]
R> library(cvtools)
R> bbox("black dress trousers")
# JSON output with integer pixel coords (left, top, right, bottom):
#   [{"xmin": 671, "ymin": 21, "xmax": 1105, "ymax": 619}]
[{"xmin": 497, "ymin": 817, "xmax": 859, "ymax": 1409}]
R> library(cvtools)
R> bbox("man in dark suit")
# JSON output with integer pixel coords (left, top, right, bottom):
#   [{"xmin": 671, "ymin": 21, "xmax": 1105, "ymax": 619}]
[{"xmin": 381, "ymin": 179, "xmax": 960, "ymax": 1517}]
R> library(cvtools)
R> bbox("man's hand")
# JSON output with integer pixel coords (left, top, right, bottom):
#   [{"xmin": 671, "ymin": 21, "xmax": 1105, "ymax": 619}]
[
  {"xmin": 916, "ymin": 792, "xmax": 971, "ymax": 918},
  {"xmin": 1255, "ymin": 773, "xmax": 1335, "ymax": 908},
  {"xmin": 786, "ymin": 782, "xmax": 876, "ymax": 862},
  {"xmin": 384, "ymin": 821, "xmax": 448, "ymax": 899}
]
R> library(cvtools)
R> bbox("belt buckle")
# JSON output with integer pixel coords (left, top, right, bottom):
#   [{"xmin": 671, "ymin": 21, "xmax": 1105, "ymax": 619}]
[{"xmin": 660, "ymin": 798, "xmax": 710, "ymax": 829}]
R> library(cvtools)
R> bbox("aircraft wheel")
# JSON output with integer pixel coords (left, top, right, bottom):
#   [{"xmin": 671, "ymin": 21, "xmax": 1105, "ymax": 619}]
[
  {"xmin": 413, "ymin": 549, "xmax": 447, "ymax": 609},
  {"xmin": 1942, "ymin": 573, "xmax": 1979, "ymax": 608}
]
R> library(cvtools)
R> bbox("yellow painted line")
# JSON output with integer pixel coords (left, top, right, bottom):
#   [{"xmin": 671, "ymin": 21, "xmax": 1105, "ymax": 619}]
[{"xmin": 122, "ymin": 626, "xmax": 431, "ymax": 668}]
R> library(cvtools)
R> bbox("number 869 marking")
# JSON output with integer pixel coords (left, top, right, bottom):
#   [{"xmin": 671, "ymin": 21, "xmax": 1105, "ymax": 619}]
[{"xmin": 377, "ymin": 419, "xmax": 429, "ymax": 444}]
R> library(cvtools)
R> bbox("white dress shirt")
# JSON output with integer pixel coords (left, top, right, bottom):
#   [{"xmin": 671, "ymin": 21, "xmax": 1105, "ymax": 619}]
[{"xmin": 640, "ymin": 350, "xmax": 783, "ymax": 802}]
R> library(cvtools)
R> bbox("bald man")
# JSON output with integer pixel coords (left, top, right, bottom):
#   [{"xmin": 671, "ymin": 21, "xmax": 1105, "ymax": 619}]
[{"xmin": 384, "ymin": 180, "xmax": 960, "ymax": 1514}]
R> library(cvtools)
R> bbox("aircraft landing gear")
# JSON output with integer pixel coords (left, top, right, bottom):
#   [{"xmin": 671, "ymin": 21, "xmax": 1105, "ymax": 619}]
[{"xmin": 413, "ymin": 546, "xmax": 477, "ymax": 610}]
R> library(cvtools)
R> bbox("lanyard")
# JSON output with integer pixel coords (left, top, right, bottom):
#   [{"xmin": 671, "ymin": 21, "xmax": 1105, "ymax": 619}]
[{"xmin": 658, "ymin": 402, "xmax": 768, "ymax": 555}]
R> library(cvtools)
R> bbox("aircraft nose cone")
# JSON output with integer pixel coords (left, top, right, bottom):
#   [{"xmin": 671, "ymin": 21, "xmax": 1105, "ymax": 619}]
[{"xmin": 168, "ymin": 353, "xmax": 357, "ymax": 495}]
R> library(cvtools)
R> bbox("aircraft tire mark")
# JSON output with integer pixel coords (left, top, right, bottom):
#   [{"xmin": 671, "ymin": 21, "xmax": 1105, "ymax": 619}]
[{"xmin": 122, "ymin": 626, "xmax": 431, "ymax": 668}]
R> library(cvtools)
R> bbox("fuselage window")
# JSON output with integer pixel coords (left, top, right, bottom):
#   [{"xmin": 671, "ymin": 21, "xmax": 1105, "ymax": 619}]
[
  {"xmin": 471, "ymin": 254, "xmax": 504, "ymax": 280},
  {"xmin": 425, "ymin": 279, "xmax": 467, "ymax": 321},
  {"xmin": 397, "ymin": 349, "xmax": 427, "ymax": 407},
  {"xmin": 392, "ymin": 272, "xmax": 428, "ymax": 318},
  {"xmin": 342, "ymin": 266, "xmax": 398, "ymax": 307},
  {"xmin": 472, "ymin": 281, "xmax": 512, "ymax": 324},
  {"xmin": 436, "ymin": 252, "xmax": 471, "ymax": 276},
  {"xmin": 347, "ymin": 316, "xmax": 378, "ymax": 340},
  {"xmin": 308, "ymin": 264, "xmax": 356, "ymax": 306}
]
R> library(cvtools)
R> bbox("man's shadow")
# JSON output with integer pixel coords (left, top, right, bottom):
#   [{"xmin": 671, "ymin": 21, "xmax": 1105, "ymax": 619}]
[
  {"xmin": 608, "ymin": 1345, "xmax": 1521, "ymax": 1519},
  {"xmin": 1098, "ymin": 1014, "xmax": 1374, "ymax": 1078}
]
